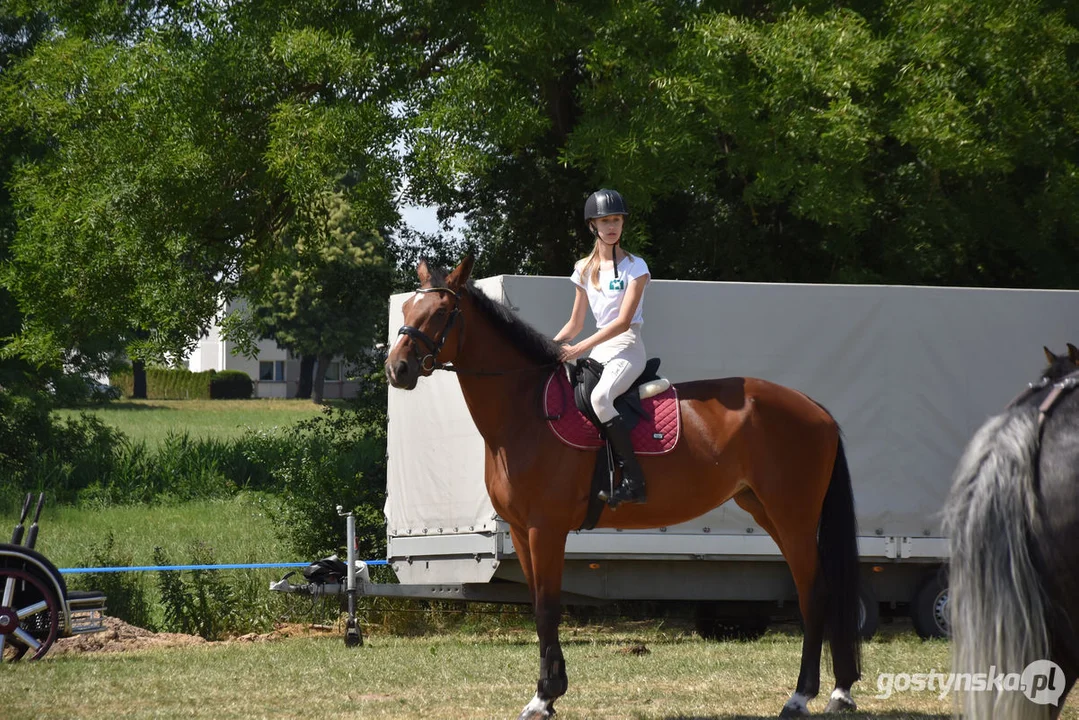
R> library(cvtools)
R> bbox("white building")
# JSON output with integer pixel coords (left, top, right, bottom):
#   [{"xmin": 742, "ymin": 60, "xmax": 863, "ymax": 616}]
[{"xmin": 187, "ymin": 302, "xmax": 358, "ymax": 400}]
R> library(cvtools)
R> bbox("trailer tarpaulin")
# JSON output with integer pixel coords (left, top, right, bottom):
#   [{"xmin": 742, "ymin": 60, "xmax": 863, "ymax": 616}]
[{"xmin": 386, "ymin": 275, "xmax": 1078, "ymax": 541}]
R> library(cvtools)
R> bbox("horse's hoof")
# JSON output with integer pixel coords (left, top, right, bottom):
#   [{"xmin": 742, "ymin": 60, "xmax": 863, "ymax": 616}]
[
  {"xmin": 516, "ymin": 694, "xmax": 554, "ymax": 720},
  {"xmin": 516, "ymin": 711, "xmax": 549, "ymax": 720},
  {"xmin": 823, "ymin": 693, "xmax": 857, "ymax": 713},
  {"xmin": 779, "ymin": 692, "xmax": 811, "ymax": 717},
  {"xmin": 515, "ymin": 709, "xmax": 553, "ymax": 720}
]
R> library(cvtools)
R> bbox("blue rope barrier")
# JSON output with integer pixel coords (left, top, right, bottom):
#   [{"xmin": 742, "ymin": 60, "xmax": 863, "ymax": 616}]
[{"xmin": 58, "ymin": 560, "xmax": 389, "ymax": 574}]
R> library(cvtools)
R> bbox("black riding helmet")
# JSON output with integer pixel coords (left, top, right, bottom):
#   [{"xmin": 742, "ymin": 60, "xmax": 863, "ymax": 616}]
[
  {"xmin": 584, "ymin": 189, "xmax": 629, "ymax": 279},
  {"xmin": 584, "ymin": 189, "xmax": 629, "ymax": 222}
]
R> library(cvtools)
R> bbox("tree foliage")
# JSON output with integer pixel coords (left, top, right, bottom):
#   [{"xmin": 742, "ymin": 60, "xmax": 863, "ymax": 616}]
[
  {"xmin": 403, "ymin": 0, "xmax": 1079, "ymax": 286},
  {"xmin": 1, "ymin": 0, "xmax": 404, "ymax": 368},
  {"xmin": 251, "ymin": 191, "xmax": 390, "ymax": 402},
  {"xmin": 1, "ymin": 0, "xmax": 1076, "ymax": 380}
]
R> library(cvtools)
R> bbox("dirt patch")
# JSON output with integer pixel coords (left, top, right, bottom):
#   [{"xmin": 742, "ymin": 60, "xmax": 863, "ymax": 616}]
[
  {"xmin": 51, "ymin": 617, "xmax": 341, "ymax": 656},
  {"xmin": 51, "ymin": 616, "xmax": 206, "ymax": 655},
  {"xmin": 231, "ymin": 623, "xmax": 340, "ymax": 643}
]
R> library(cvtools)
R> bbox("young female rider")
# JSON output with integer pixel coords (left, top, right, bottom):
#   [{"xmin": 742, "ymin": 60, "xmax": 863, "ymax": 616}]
[{"xmin": 553, "ymin": 189, "xmax": 651, "ymax": 506}]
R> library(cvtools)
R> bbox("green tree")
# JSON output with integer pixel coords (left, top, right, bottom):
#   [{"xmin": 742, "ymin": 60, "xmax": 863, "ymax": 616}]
[
  {"xmin": 879, "ymin": 0, "xmax": 1079, "ymax": 286},
  {"xmin": 0, "ymin": 5, "xmax": 57, "ymax": 390},
  {"xmin": 4, "ymin": 0, "xmax": 1077, "ymax": 390},
  {"xmin": 403, "ymin": 0, "xmax": 1079, "ymax": 287},
  {"xmin": 253, "ymin": 191, "xmax": 390, "ymax": 404},
  {"xmin": 1, "ymin": 0, "xmax": 404, "ymax": 374}
]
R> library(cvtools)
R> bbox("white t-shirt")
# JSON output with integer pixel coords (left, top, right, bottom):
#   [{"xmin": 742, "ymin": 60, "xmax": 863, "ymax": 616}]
[{"xmin": 570, "ymin": 254, "xmax": 650, "ymax": 329}]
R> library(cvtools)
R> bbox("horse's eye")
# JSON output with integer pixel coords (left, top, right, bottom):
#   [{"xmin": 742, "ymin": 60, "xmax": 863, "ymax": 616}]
[{"xmin": 433, "ymin": 308, "xmax": 447, "ymax": 320}]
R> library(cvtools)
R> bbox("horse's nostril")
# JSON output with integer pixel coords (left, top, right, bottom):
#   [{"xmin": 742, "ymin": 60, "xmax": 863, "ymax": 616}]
[{"xmin": 395, "ymin": 360, "xmax": 409, "ymax": 381}]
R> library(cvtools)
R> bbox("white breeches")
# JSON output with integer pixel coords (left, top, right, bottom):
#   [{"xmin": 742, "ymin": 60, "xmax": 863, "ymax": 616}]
[{"xmin": 589, "ymin": 325, "xmax": 646, "ymax": 424}]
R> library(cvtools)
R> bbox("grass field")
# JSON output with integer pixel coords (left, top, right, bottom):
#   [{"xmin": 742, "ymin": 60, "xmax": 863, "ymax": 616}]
[
  {"xmin": 3, "ymin": 503, "xmax": 1076, "ymax": 718},
  {"xmin": 20, "ymin": 401, "xmax": 1075, "ymax": 718},
  {"xmin": 5, "ymin": 492, "xmax": 291, "ymax": 568},
  {"xmin": 3, "ymin": 621, "xmax": 1075, "ymax": 719},
  {"xmin": 0, "ymin": 494, "xmax": 301, "ymax": 631},
  {"xmin": 53, "ymin": 398, "xmax": 330, "ymax": 446}
]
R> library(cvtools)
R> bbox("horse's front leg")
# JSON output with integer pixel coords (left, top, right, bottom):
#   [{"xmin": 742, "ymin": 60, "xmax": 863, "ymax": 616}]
[{"xmin": 513, "ymin": 524, "xmax": 569, "ymax": 720}]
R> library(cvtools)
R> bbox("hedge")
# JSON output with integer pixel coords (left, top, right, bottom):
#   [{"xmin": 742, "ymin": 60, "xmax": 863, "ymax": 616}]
[
  {"xmin": 210, "ymin": 370, "xmax": 253, "ymax": 399},
  {"xmin": 110, "ymin": 367, "xmax": 220, "ymax": 400}
]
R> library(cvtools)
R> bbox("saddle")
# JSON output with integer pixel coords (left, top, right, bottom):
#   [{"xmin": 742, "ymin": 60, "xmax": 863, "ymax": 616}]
[
  {"xmin": 543, "ymin": 359, "xmax": 680, "ymax": 455},
  {"xmin": 543, "ymin": 358, "xmax": 681, "ymax": 531},
  {"xmin": 570, "ymin": 357, "xmax": 669, "ymax": 431}
]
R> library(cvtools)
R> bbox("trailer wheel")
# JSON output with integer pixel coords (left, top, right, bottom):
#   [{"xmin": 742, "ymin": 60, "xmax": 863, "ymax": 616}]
[
  {"xmin": 694, "ymin": 602, "xmax": 769, "ymax": 641},
  {"xmin": 858, "ymin": 583, "xmax": 879, "ymax": 640},
  {"xmin": 0, "ymin": 567, "xmax": 60, "ymax": 662},
  {"xmin": 911, "ymin": 569, "xmax": 950, "ymax": 639}
]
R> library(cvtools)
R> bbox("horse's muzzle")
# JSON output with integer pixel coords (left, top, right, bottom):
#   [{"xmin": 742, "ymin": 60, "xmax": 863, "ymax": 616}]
[{"xmin": 385, "ymin": 357, "xmax": 418, "ymax": 390}]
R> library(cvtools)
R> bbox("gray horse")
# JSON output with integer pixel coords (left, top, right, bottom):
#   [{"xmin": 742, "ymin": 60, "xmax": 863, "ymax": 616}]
[{"xmin": 944, "ymin": 344, "xmax": 1079, "ymax": 719}]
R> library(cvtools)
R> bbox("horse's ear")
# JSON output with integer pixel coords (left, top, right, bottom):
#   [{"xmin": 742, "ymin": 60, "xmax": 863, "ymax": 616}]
[
  {"xmin": 1068, "ymin": 343, "xmax": 1079, "ymax": 364},
  {"xmin": 447, "ymin": 254, "xmax": 475, "ymax": 289},
  {"xmin": 417, "ymin": 259, "xmax": 432, "ymax": 287},
  {"xmin": 1045, "ymin": 346, "xmax": 1058, "ymax": 364}
]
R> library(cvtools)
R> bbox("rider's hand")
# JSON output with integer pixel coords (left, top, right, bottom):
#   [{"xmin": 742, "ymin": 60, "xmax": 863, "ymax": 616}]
[{"xmin": 559, "ymin": 344, "xmax": 585, "ymax": 363}]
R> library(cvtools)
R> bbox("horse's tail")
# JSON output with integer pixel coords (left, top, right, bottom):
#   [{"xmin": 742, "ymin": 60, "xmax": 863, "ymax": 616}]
[
  {"xmin": 818, "ymin": 435, "xmax": 862, "ymax": 680},
  {"xmin": 943, "ymin": 408, "xmax": 1049, "ymax": 720}
]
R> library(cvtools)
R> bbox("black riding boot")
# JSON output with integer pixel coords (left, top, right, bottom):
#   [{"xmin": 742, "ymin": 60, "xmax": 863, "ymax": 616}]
[{"xmin": 599, "ymin": 415, "xmax": 647, "ymax": 507}]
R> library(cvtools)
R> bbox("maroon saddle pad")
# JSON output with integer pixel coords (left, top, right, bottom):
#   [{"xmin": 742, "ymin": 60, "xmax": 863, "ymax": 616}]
[{"xmin": 543, "ymin": 369, "xmax": 680, "ymax": 455}]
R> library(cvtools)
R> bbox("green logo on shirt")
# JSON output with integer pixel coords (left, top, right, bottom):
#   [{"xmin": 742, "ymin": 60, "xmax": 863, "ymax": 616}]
[{"xmin": 609, "ymin": 278, "xmax": 625, "ymax": 291}]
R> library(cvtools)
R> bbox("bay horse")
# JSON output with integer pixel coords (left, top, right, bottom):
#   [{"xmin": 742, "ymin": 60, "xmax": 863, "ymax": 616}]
[
  {"xmin": 385, "ymin": 256, "xmax": 861, "ymax": 719},
  {"xmin": 944, "ymin": 344, "xmax": 1079, "ymax": 719}
]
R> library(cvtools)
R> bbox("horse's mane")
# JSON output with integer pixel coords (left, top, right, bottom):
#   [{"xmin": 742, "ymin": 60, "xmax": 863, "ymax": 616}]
[{"xmin": 427, "ymin": 266, "xmax": 562, "ymax": 366}]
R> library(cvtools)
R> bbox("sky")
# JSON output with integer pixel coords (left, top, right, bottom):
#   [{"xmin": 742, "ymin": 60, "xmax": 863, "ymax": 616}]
[
  {"xmin": 400, "ymin": 202, "xmax": 466, "ymax": 239},
  {"xmin": 400, "ymin": 203, "xmax": 442, "ymax": 235}
]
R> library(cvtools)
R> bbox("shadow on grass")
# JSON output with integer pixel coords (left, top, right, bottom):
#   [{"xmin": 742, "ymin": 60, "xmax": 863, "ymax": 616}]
[
  {"xmin": 89, "ymin": 402, "xmax": 177, "ymax": 411},
  {"xmin": 668, "ymin": 715, "xmax": 951, "ymax": 720},
  {"xmin": 89, "ymin": 399, "xmax": 345, "ymax": 409}
]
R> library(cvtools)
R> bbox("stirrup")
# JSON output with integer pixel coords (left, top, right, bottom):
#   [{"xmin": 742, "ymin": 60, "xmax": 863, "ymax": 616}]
[{"xmin": 598, "ymin": 482, "xmax": 646, "ymax": 509}]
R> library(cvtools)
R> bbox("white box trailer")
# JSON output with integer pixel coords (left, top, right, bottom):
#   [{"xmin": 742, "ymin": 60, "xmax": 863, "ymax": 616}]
[{"xmin": 383, "ymin": 274, "xmax": 1079, "ymax": 638}]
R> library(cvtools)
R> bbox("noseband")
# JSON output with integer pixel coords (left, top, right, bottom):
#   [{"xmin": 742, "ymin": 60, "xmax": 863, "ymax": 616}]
[{"xmin": 397, "ymin": 287, "xmax": 461, "ymax": 372}]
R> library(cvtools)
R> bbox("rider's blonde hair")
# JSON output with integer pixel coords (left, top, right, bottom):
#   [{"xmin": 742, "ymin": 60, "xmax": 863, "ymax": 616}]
[{"xmin": 579, "ymin": 236, "xmax": 635, "ymax": 290}]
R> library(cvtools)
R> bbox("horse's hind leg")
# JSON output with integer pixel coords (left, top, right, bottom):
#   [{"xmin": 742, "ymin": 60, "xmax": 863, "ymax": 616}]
[
  {"xmin": 735, "ymin": 490, "xmax": 825, "ymax": 717},
  {"xmin": 781, "ymin": 529, "xmax": 827, "ymax": 717}
]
